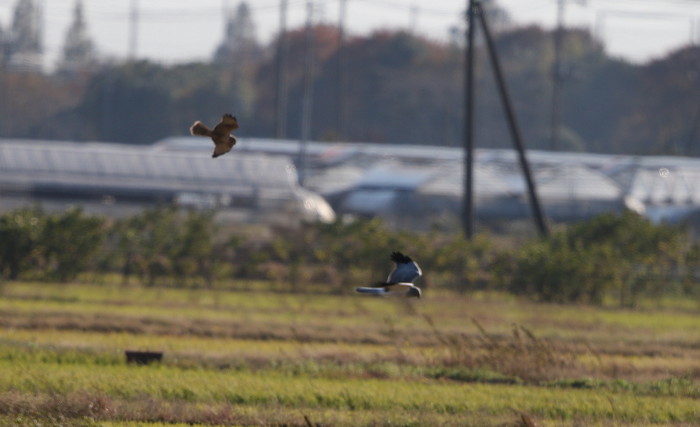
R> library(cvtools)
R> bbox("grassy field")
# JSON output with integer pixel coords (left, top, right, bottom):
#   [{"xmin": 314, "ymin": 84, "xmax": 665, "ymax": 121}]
[{"xmin": 0, "ymin": 281, "xmax": 699, "ymax": 426}]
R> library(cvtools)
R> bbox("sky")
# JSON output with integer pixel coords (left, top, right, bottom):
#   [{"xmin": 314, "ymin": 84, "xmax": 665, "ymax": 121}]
[{"xmin": 0, "ymin": 0, "xmax": 698, "ymax": 70}]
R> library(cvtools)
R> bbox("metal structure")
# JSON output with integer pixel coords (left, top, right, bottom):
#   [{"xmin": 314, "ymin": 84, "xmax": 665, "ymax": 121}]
[{"xmin": 0, "ymin": 139, "xmax": 336, "ymax": 223}]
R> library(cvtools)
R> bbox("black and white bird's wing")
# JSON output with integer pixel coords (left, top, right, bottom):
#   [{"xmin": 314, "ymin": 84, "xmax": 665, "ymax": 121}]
[
  {"xmin": 355, "ymin": 283, "xmax": 415, "ymax": 297},
  {"xmin": 387, "ymin": 251, "xmax": 422, "ymax": 284},
  {"xmin": 355, "ymin": 287, "xmax": 387, "ymax": 296}
]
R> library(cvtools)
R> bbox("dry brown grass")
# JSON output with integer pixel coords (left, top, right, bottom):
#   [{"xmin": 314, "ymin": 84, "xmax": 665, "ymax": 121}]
[
  {"xmin": 421, "ymin": 315, "xmax": 582, "ymax": 382},
  {"xmin": 1, "ymin": 282, "xmax": 699, "ymax": 427},
  {"xmin": 0, "ymin": 391, "xmax": 326, "ymax": 426},
  {"xmin": 0, "ymin": 391, "xmax": 529, "ymax": 427},
  {"xmin": 2, "ymin": 297, "xmax": 699, "ymax": 384}
]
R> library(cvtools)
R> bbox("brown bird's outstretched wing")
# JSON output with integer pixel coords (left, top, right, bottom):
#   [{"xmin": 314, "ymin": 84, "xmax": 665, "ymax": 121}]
[
  {"xmin": 212, "ymin": 136, "xmax": 236, "ymax": 158},
  {"xmin": 213, "ymin": 114, "xmax": 239, "ymax": 135}
]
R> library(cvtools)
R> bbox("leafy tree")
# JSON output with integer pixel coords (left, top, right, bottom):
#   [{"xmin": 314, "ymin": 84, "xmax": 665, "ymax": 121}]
[
  {"xmin": 81, "ymin": 61, "xmax": 174, "ymax": 143},
  {"xmin": 0, "ymin": 206, "xmax": 44, "ymax": 279},
  {"xmin": 419, "ymin": 233, "xmax": 495, "ymax": 291},
  {"xmin": 2, "ymin": 15, "xmax": 700, "ymax": 159},
  {"xmin": 682, "ymin": 241, "xmax": 700, "ymax": 298},
  {"xmin": 125, "ymin": 206, "xmax": 179, "ymax": 286},
  {"xmin": 171, "ymin": 210, "xmax": 216, "ymax": 287},
  {"xmin": 41, "ymin": 208, "xmax": 104, "ymax": 281},
  {"xmin": 72, "ymin": 60, "xmax": 255, "ymax": 143},
  {"xmin": 252, "ymin": 25, "xmax": 342, "ymax": 138},
  {"xmin": 612, "ymin": 46, "xmax": 700, "ymax": 155},
  {"xmin": 506, "ymin": 232, "xmax": 609, "ymax": 304},
  {"xmin": 0, "ymin": 71, "xmax": 86, "ymax": 138},
  {"xmin": 505, "ymin": 212, "xmax": 685, "ymax": 305},
  {"xmin": 564, "ymin": 58, "xmax": 639, "ymax": 153}
]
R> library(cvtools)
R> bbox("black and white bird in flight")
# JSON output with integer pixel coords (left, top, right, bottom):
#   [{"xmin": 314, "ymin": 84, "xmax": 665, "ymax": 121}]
[{"xmin": 355, "ymin": 251, "xmax": 422, "ymax": 298}]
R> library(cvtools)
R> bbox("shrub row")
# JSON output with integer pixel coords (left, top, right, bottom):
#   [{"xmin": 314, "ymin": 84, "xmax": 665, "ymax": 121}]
[{"xmin": 0, "ymin": 206, "xmax": 698, "ymax": 306}]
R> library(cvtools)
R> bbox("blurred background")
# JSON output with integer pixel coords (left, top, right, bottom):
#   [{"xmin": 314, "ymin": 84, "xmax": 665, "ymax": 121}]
[
  {"xmin": 3, "ymin": 5, "xmax": 700, "ymax": 425},
  {"xmin": 0, "ymin": 0, "xmax": 699, "ymax": 230}
]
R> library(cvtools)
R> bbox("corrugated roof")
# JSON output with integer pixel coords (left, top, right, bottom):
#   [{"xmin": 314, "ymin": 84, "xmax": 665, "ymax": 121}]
[
  {"xmin": 630, "ymin": 167, "xmax": 700, "ymax": 205},
  {"xmin": 6, "ymin": 136, "xmax": 700, "ymax": 223},
  {"xmin": 0, "ymin": 141, "xmax": 297, "ymax": 194}
]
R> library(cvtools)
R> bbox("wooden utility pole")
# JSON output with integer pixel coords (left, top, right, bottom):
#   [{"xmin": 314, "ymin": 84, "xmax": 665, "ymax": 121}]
[
  {"xmin": 463, "ymin": 0, "xmax": 476, "ymax": 239},
  {"xmin": 476, "ymin": 2, "xmax": 548, "ymax": 236},
  {"xmin": 463, "ymin": 0, "xmax": 549, "ymax": 238}
]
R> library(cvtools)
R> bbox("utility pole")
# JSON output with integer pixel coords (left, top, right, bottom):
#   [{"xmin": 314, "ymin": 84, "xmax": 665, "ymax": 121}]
[
  {"xmin": 0, "ymin": 59, "xmax": 6, "ymax": 137},
  {"xmin": 549, "ymin": 0, "xmax": 565, "ymax": 151},
  {"xmin": 462, "ymin": 0, "xmax": 548, "ymax": 238},
  {"xmin": 477, "ymin": 2, "xmax": 548, "ymax": 236},
  {"xmin": 298, "ymin": 1, "xmax": 315, "ymax": 187},
  {"xmin": 463, "ymin": 0, "xmax": 476, "ymax": 239},
  {"xmin": 336, "ymin": 0, "xmax": 347, "ymax": 139},
  {"xmin": 275, "ymin": 0, "xmax": 289, "ymax": 139},
  {"xmin": 128, "ymin": 0, "xmax": 139, "ymax": 60}
]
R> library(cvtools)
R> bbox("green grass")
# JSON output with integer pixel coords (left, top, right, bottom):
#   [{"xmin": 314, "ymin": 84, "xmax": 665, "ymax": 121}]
[
  {"xmin": 0, "ymin": 281, "xmax": 699, "ymax": 426},
  {"xmin": 1, "ymin": 360, "xmax": 698, "ymax": 424}
]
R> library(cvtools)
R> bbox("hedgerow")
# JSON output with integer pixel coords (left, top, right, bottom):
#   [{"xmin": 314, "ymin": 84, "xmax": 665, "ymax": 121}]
[{"xmin": 0, "ymin": 206, "xmax": 697, "ymax": 306}]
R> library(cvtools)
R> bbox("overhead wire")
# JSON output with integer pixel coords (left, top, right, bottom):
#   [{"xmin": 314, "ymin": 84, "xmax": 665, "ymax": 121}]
[
  {"xmin": 2, "ymin": 0, "xmax": 699, "ymax": 65},
  {"xmin": 353, "ymin": 0, "xmax": 458, "ymax": 17}
]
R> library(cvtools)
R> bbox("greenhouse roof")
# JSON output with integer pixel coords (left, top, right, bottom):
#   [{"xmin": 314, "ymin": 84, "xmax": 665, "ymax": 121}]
[{"xmin": 0, "ymin": 139, "xmax": 297, "ymax": 195}]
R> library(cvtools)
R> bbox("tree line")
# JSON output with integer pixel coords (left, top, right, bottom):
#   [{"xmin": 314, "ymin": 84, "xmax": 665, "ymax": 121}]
[
  {"xmin": 1, "ymin": 6, "xmax": 699, "ymax": 155},
  {"xmin": 1, "ymin": 205, "xmax": 698, "ymax": 307}
]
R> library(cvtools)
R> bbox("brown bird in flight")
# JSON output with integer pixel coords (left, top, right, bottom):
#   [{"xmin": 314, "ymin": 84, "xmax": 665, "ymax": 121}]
[{"xmin": 189, "ymin": 114, "xmax": 239, "ymax": 158}]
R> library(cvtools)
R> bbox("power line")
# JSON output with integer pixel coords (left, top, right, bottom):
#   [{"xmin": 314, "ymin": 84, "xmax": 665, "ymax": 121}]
[
  {"xmin": 354, "ymin": 0, "xmax": 459, "ymax": 17},
  {"xmin": 3, "ymin": 0, "xmax": 698, "ymax": 66}
]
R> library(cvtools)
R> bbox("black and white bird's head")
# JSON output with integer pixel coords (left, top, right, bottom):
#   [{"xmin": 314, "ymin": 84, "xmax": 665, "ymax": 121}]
[{"xmin": 390, "ymin": 251, "xmax": 413, "ymax": 264}]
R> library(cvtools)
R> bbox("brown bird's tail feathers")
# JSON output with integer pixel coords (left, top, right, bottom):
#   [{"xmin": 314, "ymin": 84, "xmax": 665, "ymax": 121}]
[{"xmin": 190, "ymin": 121, "xmax": 212, "ymax": 137}]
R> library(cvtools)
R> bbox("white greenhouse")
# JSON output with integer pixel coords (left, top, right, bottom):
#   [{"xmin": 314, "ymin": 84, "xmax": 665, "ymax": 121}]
[{"xmin": 0, "ymin": 139, "xmax": 335, "ymax": 224}]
